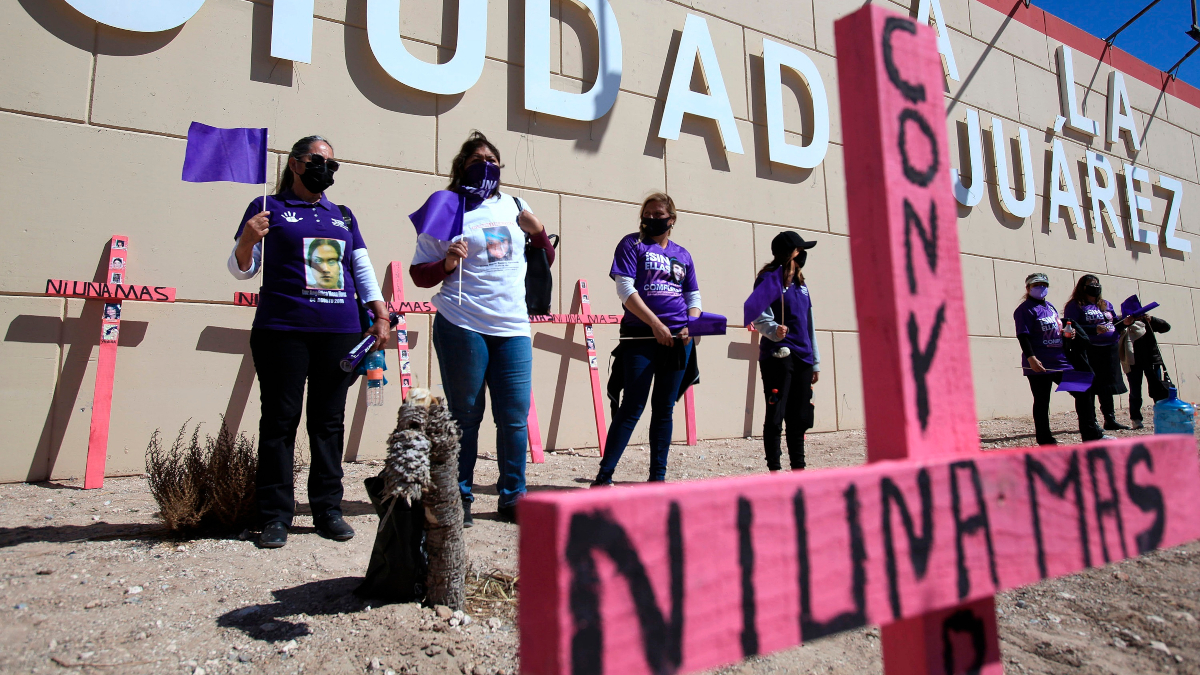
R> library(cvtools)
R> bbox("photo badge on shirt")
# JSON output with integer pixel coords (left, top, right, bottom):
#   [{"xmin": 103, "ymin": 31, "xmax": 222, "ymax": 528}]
[
  {"xmin": 303, "ymin": 237, "xmax": 347, "ymax": 304},
  {"xmin": 641, "ymin": 249, "xmax": 686, "ymax": 298},
  {"xmin": 483, "ymin": 225, "xmax": 515, "ymax": 264}
]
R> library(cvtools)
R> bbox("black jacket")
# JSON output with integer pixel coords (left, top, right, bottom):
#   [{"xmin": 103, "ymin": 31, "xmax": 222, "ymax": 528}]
[{"xmin": 1132, "ymin": 316, "xmax": 1171, "ymax": 368}]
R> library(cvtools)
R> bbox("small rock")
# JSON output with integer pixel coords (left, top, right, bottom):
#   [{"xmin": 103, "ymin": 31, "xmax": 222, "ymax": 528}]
[
  {"xmin": 370, "ymin": 657, "xmax": 382, "ymax": 671},
  {"xmin": 446, "ymin": 646, "xmax": 456, "ymax": 657},
  {"xmin": 1150, "ymin": 640, "xmax": 1171, "ymax": 655},
  {"xmin": 1113, "ymin": 637, "xmax": 1127, "ymax": 649},
  {"xmin": 449, "ymin": 618, "xmax": 460, "ymax": 627},
  {"xmin": 194, "ymin": 668, "xmax": 206, "ymax": 675},
  {"xmin": 126, "ymin": 586, "xmax": 143, "ymax": 595},
  {"xmin": 84, "ymin": 600, "xmax": 99, "ymax": 609},
  {"xmin": 238, "ymin": 654, "xmax": 252, "ymax": 663},
  {"xmin": 473, "ymin": 666, "xmax": 489, "ymax": 675},
  {"xmin": 1015, "ymin": 600, "xmax": 1028, "ymax": 609},
  {"xmin": 461, "ymin": 615, "xmax": 473, "ymax": 626},
  {"xmin": 14, "ymin": 603, "xmax": 27, "ymax": 610},
  {"xmin": 91, "ymin": 516, "xmax": 100, "ymax": 521},
  {"xmin": 49, "ymin": 640, "xmax": 57, "ymax": 650},
  {"xmin": 1175, "ymin": 655, "xmax": 1184, "ymax": 663},
  {"xmin": 1145, "ymin": 614, "xmax": 1166, "ymax": 624},
  {"xmin": 425, "ymin": 645, "xmax": 444, "ymax": 656},
  {"xmin": 1046, "ymin": 613, "xmax": 1061, "ymax": 624},
  {"xmin": 1057, "ymin": 592, "xmax": 1075, "ymax": 600},
  {"xmin": 452, "ymin": 610, "xmax": 465, "ymax": 621},
  {"xmin": 36, "ymin": 569, "xmax": 53, "ymax": 576},
  {"xmin": 44, "ymin": 515, "xmax": 53, "ymax": 520},
  {"xmin": 488, "ymin": 617, "xmax": 503, "ymax": 630},
  {"xmin": 103, "ymin": 501, "xmax": 111, "ymax": 506},
  {"xmin": 176, "ymin": 545, "xmax": 187, "ymax": 552},
  {"xmin": 1113, "ymin": 571, "xmax": 1130, "ymax": 581},
  {"xmin": 279, "ymin": 640, "xmax": 297, "ymax": 653},
  {"xmin": 435, "ymin": 605, "xmax": 453, "ymax": 620},
  {"xmin": 79, "ymin": 652, "xmax": 95, "ymax": 659},
  {"xmin": 1173, "ymin": 611, "xmax": 1197, "ymax": 624}
]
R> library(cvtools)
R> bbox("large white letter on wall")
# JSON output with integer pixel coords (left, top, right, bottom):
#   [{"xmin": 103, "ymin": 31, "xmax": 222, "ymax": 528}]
[
  {"xmin": 525, "ymin": 0, "xmax": 622, "ymax": 121},
  {"xmin": 1158, "ymin": 175, "xmax": 1191, "ymax": 252},
  {"xmin": 1086, "ymin": 151, "xmax": 1123, "ymax": 238},
  {"xmin": 1048, "ymin": 139, "xmax": 1085, "ymax": 228},
  {"xmin": 658, "ymin": 14, "xmax": 744, "ymax": 154},
  {"xmin": 367, "ymin": 0, "xmax": 487, "ymax": 95},
  {"xmin": 1123, "ymin": 164, "xmax": 1153, "ymax": 244},
  {"xmin": 990, "ymin": 118, "xmax": 1035, "ymax": 218},
  {"xmin": 1106, "ymin": 71, "xmax": 1141, "ymax": 151},
  {"xmin": 951, "ymin": 109, "xmax": 984, "ymax": 207},
  {"xmin": 61, "ymin": 0, "xmax": 206, "ymax": 32},
  {"xmin": 916, "ymin": 0, "xmax": 960, "ymax": 81},
  {"xmin": 762, "ymin": 39, "xmax": 828, "ymax": 168},
  {"xmin": 272, "ymin": 0, "xmax": 315, "ymax": 63},
  {"xmin": 1055, "ymin": 46, "xmax": 1099, "ymax": 136}
]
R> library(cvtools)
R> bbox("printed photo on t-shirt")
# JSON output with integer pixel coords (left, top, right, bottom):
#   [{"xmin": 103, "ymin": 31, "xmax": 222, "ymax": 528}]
[
  {"xmin": 305, "ymin": 238, "xmax": 345, "ymax": 290},
  {"xmin": 669, "ymin": 258, "xmax": 686, "ymax": 284},
  {"xmin": 484, "ymin": 226, "xmax": 514, "ymax": 263}
]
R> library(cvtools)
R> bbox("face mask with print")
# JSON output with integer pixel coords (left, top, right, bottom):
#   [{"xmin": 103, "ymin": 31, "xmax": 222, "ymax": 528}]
[
  {"xmin": 1029, "ymin": 285, "xmax": 1049, "ymax": 300},
  {"xmin": 641, "ymin": 216, "xmax": 672, "ymax": 237},
  {"xmin": 461, "ymin": 161, "xmax": 500, "ymax": 204},
  {"xmin": 299, "ymin": 160, "xmax": 336, "ymax": 193}
]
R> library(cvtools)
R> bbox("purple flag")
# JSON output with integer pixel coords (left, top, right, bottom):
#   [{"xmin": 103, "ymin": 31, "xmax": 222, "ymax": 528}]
[
  {"xmin": 688, "ymin": 312, "xmax": 727, "ymax": 337},
  {"xmin": 743, "ymin": 267, "xmax": 785, "ymax": 326},
  {"xmin": 181, "ymin": 122, "xmax": 268, "ymax": 184},
  {"xmin": 409, "ymin": 190, "xmax": 465, "ymax": 241},
  {"xmin": 1055, "ymin": 370, "xmax": 1094, "ymax": 393}
]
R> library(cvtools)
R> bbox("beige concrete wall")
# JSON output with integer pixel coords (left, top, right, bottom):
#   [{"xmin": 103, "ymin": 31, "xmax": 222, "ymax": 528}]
[{"xmin": 4, "ymin": 0, "xmax": 1200, "ymax": 482}]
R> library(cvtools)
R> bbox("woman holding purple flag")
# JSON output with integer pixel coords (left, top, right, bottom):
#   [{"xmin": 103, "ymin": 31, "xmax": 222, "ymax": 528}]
[
  {"xmin": 592, "ymin": 193, "xmax": 701, "ymax": 486},
  {"xmin": 228, "ymin": 135, "xmax": 390, "ymax": 549},
  {"xmin": 409, "ymin": 131, "xmax": 553, "ymax": 526},
  {"xmin": 751, "ymin": 231, "xmax": 819, "ymax": 471},
  {"xmin": 1064, "ymin": 275, "xmax": 1129, "ymax": 437},
  {"xmin": 1014, "ymin": 273, "xmax": 1086, "ymax": 445}
]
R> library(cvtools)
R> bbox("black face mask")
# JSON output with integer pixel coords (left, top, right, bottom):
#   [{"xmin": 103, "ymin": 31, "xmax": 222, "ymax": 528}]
[
  {"xmin": 795, "ymin": 250, "xmax": 807, "ymax": 269},
  {"xmin": 299, "ymin": 160, "xmax": 336, "ymax": 194},
  {"xmin": 1085, "ymin": 284, "xmax": 1101, "ymax": 298},
  {"xmin": 641, "ymin": 216, "xmax": 672, "ymax": 237}
]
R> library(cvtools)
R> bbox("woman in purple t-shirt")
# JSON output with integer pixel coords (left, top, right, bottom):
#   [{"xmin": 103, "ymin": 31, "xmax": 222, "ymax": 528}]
[
  {"xmin": 228, "ymin": 135, "xmax": 390, "ymax": 549},
  {"xmin": 751, "ymin": 231, "xmax": 819, "ymax": 471},
  {"xmin": 592, "ymin": 193, "xmax": 700, "ymax": 486},
  {"xmin": 1014, "ymin": 272, "xmax": 1078, "ymax": 444},
  {"xmin": 1063, "ymin": 274, "xmax": 1129, "ymax": 437}
]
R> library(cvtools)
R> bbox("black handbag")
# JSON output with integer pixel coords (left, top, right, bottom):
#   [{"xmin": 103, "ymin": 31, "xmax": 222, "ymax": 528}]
[{"xmin": 514, "ymin": 196, "xmax": 559, "ymax": 315}]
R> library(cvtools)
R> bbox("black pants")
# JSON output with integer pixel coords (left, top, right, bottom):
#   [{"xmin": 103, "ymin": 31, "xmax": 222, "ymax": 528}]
[
  {"xmin": 1026, "ymin": 373, "xmax": 1061, "ymax": 444},
  {"xmin": 1073, "ymin": 392, "xmax": 1114, "ymax": 441},
  {"xmin": 1128, "ymin": 363, "xmax": 1169, "ymax": 422},
  {"xmin": 760, "ymin": 354, "xmax": 814, "ymax": 470},
  {"xmin": 250, "ymin": 328, "xmax": 361, "ymax": 527}
]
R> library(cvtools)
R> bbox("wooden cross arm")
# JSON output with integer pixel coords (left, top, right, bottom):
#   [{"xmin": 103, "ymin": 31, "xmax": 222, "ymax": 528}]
[
  {"xmin": 518, "ymin": 435, "xmax": 1200, "ymax": 675},
  {"xmin": 530, "ymin": 314, "xmax": 621, "ymax": 324},
  {"xmin": 47, "ymin": 280, "xmax": 176, "ymax": 302}
]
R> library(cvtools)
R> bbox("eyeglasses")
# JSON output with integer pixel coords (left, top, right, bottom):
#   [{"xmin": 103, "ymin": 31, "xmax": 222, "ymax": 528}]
[{"xmin": 302, "ymin": 154, "xmax": 340, "ymax": 172}]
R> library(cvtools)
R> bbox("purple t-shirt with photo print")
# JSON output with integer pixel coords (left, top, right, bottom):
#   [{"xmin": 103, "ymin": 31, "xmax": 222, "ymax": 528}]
[
  {"xmin": 610, "ymin": 233, "xmax": 699, "ymax": 331},
  {"xmin": 235, "ymin": 192, "xmax": 367, "ymax": 333},
  {"xmin": 1014, "ymin": 298, "xmax": 1071, "ymax": 373}
]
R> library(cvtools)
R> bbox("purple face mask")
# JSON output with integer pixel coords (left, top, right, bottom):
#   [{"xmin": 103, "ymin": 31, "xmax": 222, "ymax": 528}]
[
  {"xmin": 1029, "ymin": 285, "xmax": 1049, "ymax": 300},
  {"xmin": 460, "ymin": 161, "xmax": 500, "ymax": 207}
]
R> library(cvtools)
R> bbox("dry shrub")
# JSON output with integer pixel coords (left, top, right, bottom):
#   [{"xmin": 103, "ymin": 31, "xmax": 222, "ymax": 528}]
[{"xmin": 146, "ymin": 417, "xmax": 257, "ymax": 533}]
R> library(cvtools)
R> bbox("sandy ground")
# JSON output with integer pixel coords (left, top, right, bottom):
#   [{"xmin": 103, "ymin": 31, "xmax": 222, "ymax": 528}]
[{"xmin": 1, "ymin": 410, "xmax": 1198, "ymax": 675}]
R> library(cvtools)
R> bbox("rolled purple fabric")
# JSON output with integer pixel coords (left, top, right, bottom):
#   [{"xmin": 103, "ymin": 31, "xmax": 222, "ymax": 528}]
[
  {"xmin": 688, "ymin": 311, "xmax": 727, "ymax": 336},
  {"xmin": 1055, "ymin": 370, "xmax": 1094, "ymax": 393},
  {"xmin": 409, "ymin": 190, "xmax": 465, "ymax": 241},
  {"xmin": 744, "ymin": 267, "xmax": 785, "ymax": 326},
  {"xmin": 340, "ymin": 335, "xmax": 377, "ymax": 373},
  {"xmin": 181, "ymin": 122, "xmax": 268, "ymax": 184}
]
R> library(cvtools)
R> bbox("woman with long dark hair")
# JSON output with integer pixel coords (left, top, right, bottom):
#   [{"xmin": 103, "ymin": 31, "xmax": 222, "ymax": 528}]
[
  {"xmin": 409, "ymin": 131, "xmax": 554, "ymax": 526},
  {"xmin": 751, "ymin": 231, "xmax": 819, "ymax": 471},
  {"xmin": 592, "ymin": 192, "xmax": 700, "ymax": 486},
  {"xmin": 1014, "ymin": 272, "xmax": 1080, "ymax": 445},
  {"xmin": 229, "ymin": 135, "xmax": 390, "ymax": 548},
  {"xmin": 1063, "ymin": 274, "xmax": 1128, "ymax": 439}
]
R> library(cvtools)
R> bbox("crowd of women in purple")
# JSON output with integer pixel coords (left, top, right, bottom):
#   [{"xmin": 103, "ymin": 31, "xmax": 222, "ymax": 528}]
[{"xmin": 227, "ymin": 131, "xmax": 1162, "ymax": 549}]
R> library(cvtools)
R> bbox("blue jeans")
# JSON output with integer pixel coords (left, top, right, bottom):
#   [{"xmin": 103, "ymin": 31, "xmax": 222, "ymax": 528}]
[
  {"xmin": 600, "ymin": 340, "xmax": 692, "ymax": 481},
  {"xmin": 432, "ymin": 314, "xmax": 532, "ymax": 508}
]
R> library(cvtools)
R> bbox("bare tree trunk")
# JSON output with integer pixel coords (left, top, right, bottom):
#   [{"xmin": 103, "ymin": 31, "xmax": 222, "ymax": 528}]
[{"xmin": 422, "ymin": 400, "xmax": 467, "ymax": 609}]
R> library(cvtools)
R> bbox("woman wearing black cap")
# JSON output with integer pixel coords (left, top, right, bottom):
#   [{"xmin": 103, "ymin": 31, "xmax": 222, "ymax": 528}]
[
  {"xmin": 751, "ymin": 231, "xmax": 819, "ymax": 471},
  {"xmin": 1064, "ymin": 275, "xmax": 1128, "ymax": 438}
]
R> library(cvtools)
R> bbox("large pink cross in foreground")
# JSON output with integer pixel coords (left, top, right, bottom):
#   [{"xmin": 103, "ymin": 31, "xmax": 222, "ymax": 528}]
[{"xmin": 517, "ymin": 7, "xmax": 1200, "ymax": 675}]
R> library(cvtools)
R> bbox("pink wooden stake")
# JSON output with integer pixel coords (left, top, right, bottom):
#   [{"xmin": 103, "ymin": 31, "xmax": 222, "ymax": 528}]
[
  {"xmin": 683, "ymin": 387, "xmax": 697, "ymax": 446},
  {"xmin": 386, "ymin": 262, "xmax": 415, "ymax": 403},
  {"xmin": 577, "ymin": 280, "xmax": 607, "ymax": 456},
  {"xmin": 85, "ymin": 235, "xmax": 129, "ymax": 489},
  {"xmin": 528, "ymin": 391, "xmax": 545, "ymax": 464}
]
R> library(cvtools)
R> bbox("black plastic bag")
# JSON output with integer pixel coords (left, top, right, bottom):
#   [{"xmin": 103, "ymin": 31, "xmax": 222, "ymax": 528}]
[{"xmin": 356, "ymin": 473, "xmax": 428, "ymax": 602}]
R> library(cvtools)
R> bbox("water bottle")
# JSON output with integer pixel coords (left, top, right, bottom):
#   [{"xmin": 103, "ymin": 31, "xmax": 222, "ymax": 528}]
[
  {"xmin": 364, "ymin": 350, "xmax": 387, "ymax": 407},
  {"xmin": 1153, "ymin": 387, "xmax": 1195, "ymax": 435}
]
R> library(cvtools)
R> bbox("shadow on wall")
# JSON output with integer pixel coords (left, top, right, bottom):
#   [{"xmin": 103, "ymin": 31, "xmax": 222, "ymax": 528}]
[
  {"xmin": 343, "ymin": 2, "xmax": 441, "ymax": 118},
  {"xmin": 746, "ymin": 52, "xmax": 818, "ymax": 185},
  {"xmin": 196, "ymin": 326, "xmax": 256, "ymax": 435},
  {"xmin": 250, "ymin": 2, "xmax": 293, "ymax": 87},
  {"xmin": 20, "ymin": 0, "xmax": 182, "ymax": 55}
]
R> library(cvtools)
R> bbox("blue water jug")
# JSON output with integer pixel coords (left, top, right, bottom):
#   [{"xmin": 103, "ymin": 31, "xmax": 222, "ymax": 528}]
[{"xmin": 1153, "ymin": 387, "xmax": 1195, "ymax": 435}]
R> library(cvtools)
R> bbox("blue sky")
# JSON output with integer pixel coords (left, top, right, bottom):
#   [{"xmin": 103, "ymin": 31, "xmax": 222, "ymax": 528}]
[{"xmin": 1033, "ymin": 0, "xmax": 1200, "ymax": 87}]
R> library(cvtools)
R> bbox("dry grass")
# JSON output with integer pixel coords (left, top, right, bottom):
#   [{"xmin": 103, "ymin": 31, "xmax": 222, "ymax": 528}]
[
  {"xmin": 145, "ymin": 418, "xmax": 257, "ymax": 533},
  {"xmin": 464, "ymin": 568, "xmax": 519, "ymax": 620}
]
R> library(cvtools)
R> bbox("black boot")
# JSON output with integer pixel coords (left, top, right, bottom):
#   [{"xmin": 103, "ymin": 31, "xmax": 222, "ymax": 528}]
[
  {"xmin": 1103, "ymin": 416, "xmax": 1131, "ymax": 431},
  {"xmin": 462, "ymin": 498, "xmax": 474, "ymax": 528},
  {"xmin": 258, "ymin": 522, "xmax": 288, "ymax": 549},
  {"xmin": 590, "ymin": 469, "xmax": 614, "ymax": 487}
]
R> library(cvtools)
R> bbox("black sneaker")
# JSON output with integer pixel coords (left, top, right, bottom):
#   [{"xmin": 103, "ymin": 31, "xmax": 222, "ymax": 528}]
[
  {"xmin": 1103, "ymin": 419, "xmax": 1131, "ymax": 431},
  {"xmin": 1036, "ymin": 438, "xmax": 1059, "ymax": 446},
  {"xmin": 497, "ymin": 503, "xmax": 518, "ymax": 524},
  {"xmin": 258, "ymin": 522, "xmax": 288, "ymax": 549},
  {"xmin": 1131, "ymin": 420, "xmax": 1145, "ymax": 430},
  {"xmin": 590, "ymin": 470, "xmax": 614, "ymax": 487},
  {"xmin": 462, "ymin": 499, "xmax": 474, "ymax": 529},
  {"xmin": 314, "ymin": 514, "xmax": 355, "ymax": 541}
]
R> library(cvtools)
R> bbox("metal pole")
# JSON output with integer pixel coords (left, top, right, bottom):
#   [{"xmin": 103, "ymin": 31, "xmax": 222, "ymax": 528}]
[
  {"xmin": 1105, "ymin": 0, "xmax": 1165, "ymax": 45},
  {"xmin": 1168, "ymin": 40, "xmax": 1200, "ymax": 80}
]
